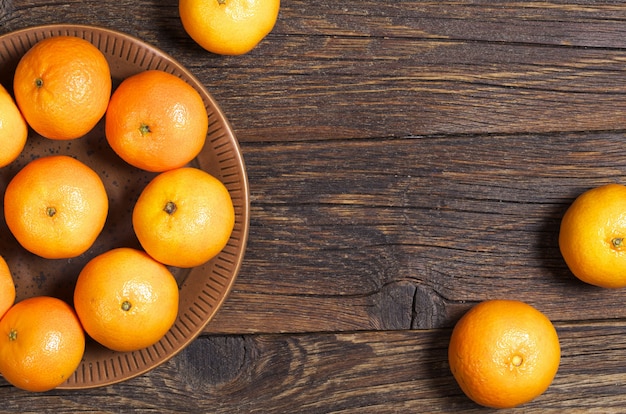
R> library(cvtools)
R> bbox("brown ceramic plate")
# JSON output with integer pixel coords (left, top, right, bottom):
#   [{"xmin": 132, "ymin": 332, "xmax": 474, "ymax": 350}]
[{"xmin": 0, "ymin": 24, "xmax": 249, "ymax": 388}]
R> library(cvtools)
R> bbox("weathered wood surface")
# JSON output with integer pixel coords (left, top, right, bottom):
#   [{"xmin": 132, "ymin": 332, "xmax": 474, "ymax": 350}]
[
  {"xmin": 3, "ymin": 0, "xmax": 626, "ymax": 411},
  {"xmin": 2, "ymin": 324, "xmax": 626, "ymax": 413}
]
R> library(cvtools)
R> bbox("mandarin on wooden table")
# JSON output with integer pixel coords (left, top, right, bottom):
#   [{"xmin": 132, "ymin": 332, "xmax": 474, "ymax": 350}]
[
  {"xmin": 2, "ymin": 1, "xmax": 626, "ymax": 411},
  {"xmin": 559, "ymin": 183, "xmax": 626, "ymax": 288},
  {"xmin": 448, "ymin": 300, "xmax": 561, "ymax": 409},
  {"xmin": 178, "ymin": 0, "xmax": 280, "ymax": 55}
]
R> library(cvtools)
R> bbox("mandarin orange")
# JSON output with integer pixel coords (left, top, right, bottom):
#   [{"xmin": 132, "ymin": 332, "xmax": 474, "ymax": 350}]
[
  {"xmin": 73, "ymin": 248, "xmax": 179, "ymax": 352},
  {"xmin": 0, "ymin": 256, "xmax": 15, "ymax": 319},
  {"xmin": 4, "ymin": 155, "xmax": 109, "ymax": 259},
  {"xmin": 13, "ymin": 36, "xmax": 111, "ymax": 140},
  {"xmin": 448, "ymin": 300, "xmax": 560, "ymax": 409},
  {"xmin": 0, "ymin": 296, "xmax": 85, "ymax": 392},
  {"xmin": 559, "ymin": 183, "xmax": 626, "ymax": 288},
  {"xmin": 132, "ymin": 167, "xmax": 235, "ymax": 268},
  {"xmin": 179, "ymin": 0, "xmax": 280, "ymax": 55},
  {"xmin": 105, "ymin": 70, "xmax": 208, "ymax": 172},
  {"xmin": 0, "ymin": 83, "xmax": 28, "ymax": 167}
]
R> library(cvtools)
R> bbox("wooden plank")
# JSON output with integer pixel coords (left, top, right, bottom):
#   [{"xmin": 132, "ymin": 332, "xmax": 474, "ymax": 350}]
[
  {"xmin": 207, "ymin": 131, "xmax": 626, "ymax": 333},
  {"xmin": 0, "ymin": 323, "xmax": 623, "ymax": 412},
  {"xmin": 8, "ymin": 1, "xmax": 626, "ymax": 48},
  {"xmin": 174, "ymin": 33, "xmax": 626, "ymax": 141},
  {"xmin": 277, "ymin": 1, "xmax": 626, "ymax": 48}
]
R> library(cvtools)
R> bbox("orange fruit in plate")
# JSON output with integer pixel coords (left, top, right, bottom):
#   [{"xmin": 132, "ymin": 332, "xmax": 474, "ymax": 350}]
[
  {"xmin": 448, "ymin": 300, "xmax": 561, "ymax": 409},
  {"xmin": 132, "ymin": 167, "xmax": 235, "ymax": 268},
  {"xmin": 0, "ymin": 83, "xmax": 28, "ymax": 167},
  {"xmin": 13, "ymin": 35, "xmax": 111, "ymax": 140},
  {"xmin": 179, "ymin": 0, "xmax": 280, "ymax": 55},
  {"xmin": 4, "ymin": 155, "xmax": 109, "ymax": 259},
  {"xmin": 0, "ymin": 296, "xmax": 85, "ymax": 392},
  {"xmin": 0, "ymin": 256, "xmax": 16, "ymax": 320},
  {"xmin": 73, "ymin": 248, "xmax": 179, "ymax": 352},
  {"xmin": 559, "ymin": 183, "xmax": 626, "ymax": 288},
  {"xmin": 105, "ymin": 70, "xmax": 208, "ymax": 172}
]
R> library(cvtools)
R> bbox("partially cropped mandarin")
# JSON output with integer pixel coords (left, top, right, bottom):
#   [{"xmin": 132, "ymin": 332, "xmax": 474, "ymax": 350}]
[
  {"xmin": 559, "ymin": 183, "xmax": 626, "ymax": 288},
  {"xmin": 105, "ymin": 70, "xmax": 208, "ymax": 172},
  {"xmin": 132, "ymin": 167, "xmax": 235, "ymax": 268},
  {"xmin": 179, "ymin": 0, "xmax": 280, "ymax": 55},
  {"xmin": 4, "ymin": 155, "xmax": 109, "ymax": 259},
  {"xmin": 13, "ymin": 36, "xmax": 111, "ymax": 140},
  {"xmin": 448, "ymin": 300, "xmax": 561, "ymax": 409},
  {"xmin": 73, "ymin": 248, "xmax": 179, "ymax": 352},
  {"xmin": 0, "ymin": 256, "xmax": 15, "ymax": 319},
  {"xmin": 0, "ymin": 83, "xmax": 28, "ymax": 167},
  {"xmin": 0, "ymin": 296, "xmax": 85, "ymax": 392}
]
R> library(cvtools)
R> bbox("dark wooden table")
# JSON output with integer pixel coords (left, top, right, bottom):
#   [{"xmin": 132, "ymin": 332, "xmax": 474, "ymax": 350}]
[{"xmin": 3, "ymin": 1, "xmax": 626, "ymax": 412}]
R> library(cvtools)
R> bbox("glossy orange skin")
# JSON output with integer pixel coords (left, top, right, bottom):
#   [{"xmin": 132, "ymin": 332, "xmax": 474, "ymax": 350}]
[
  {"xmin": 448, "ymin": 300, "xmax": 560, "ymax": 409},
  {"xmin": 73, "ymin": 248, "xmax": 179, "ymax": 352},
  {"xmin": 132, "ymin": 167, "xmax": 235, "ymax": 268},
  {"xmin": 179, "ymin": 0, "xmax": 280, "ymax": 55},
  {"xmin": 0, "ymin": 296, "xmax": 85, "ymax": 392},
  {"xmin": 0, "ymin": 83, "xmax": 28, "ymax": 167},
  {"xmin": 4, "ymin": 155, "xmax": 109, "ymax": 259},
  {"xmin": 105, "ymin": 70, "xmax": 208, "ymax": 172},
  {"xmin": 13, "ymin": 36, "xmax": 111, "ymax": 140},
  {"xmin": 559, "ymin": 183, "xmax": 626, "ymax": 288},
  {"xmin": 0, "ymin": 256, "xmax": 15, "ymax": 320}
]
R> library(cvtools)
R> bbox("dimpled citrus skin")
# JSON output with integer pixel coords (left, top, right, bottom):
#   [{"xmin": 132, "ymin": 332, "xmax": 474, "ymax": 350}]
[
  {"xmin": 3, "ymin": 155, "xmax": 109, "ymax": 259},
  {"xmin": 0, "ymin": 296, "xmax": 85, "ymax": 392},
  {"xmin": 559, "ymin": 183, "xmax": 626, "ymax": 288},
  {"xmin": 73, "ymin": 248, "xmax": 179, "ymax": 352},
  {"xmin": 104, "ymin": 69, "xmax": 208, "ymax": 172},
  {"xmin": 0, "ymin": 256, "xmax": 15, "ymax": 320},
  {"xmin": 448, "ymin": 300, "xmax": 561, "ymax": 409},
  {"xmin": 132, "ymin": 167, "xmax": 235, "ymax": 268},
  {"xmin": 13, "ymin": 36, "xmax": 111, "ymax": 140},
  {"xmin": 0, "ymin": 83, "xmax": 28, "ymax": 167},
  {"xmin": 179, "ymin": 0, "xmax": 280, "ymax": 55}
]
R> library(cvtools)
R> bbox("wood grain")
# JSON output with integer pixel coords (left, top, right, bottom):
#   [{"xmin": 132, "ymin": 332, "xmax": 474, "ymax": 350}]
[
  {"xmin": 209, "ymin": 131, "xmax": 626, "ymax": 333},
  {"xmin": 0, "ymin": 323, "xmax": 625, "ymax": 412},
  {"xmin": 2, "ymin": 0, "xmax": 626, "ymax": 411}
]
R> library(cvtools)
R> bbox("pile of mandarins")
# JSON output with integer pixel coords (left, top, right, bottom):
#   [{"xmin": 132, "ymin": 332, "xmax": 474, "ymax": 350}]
[{"xmin": 0, "ymin": 35, "xmax": 235, "ymax": 392}]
